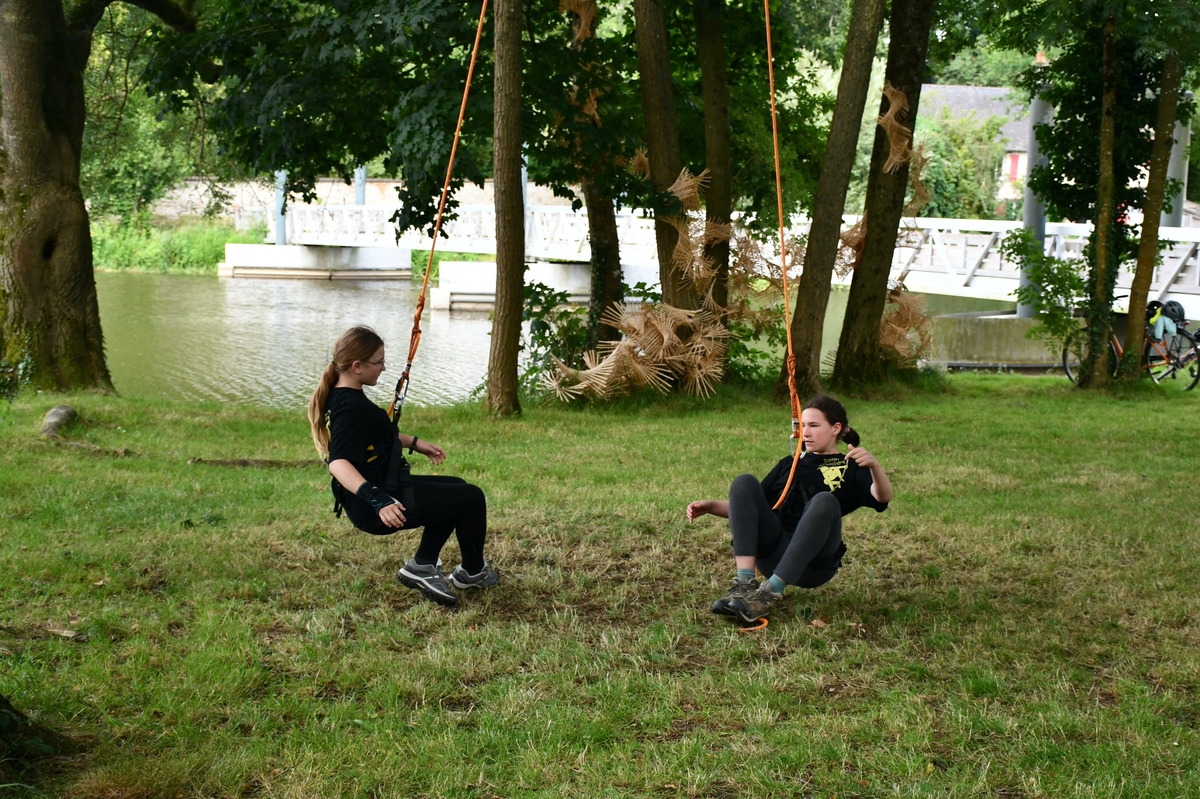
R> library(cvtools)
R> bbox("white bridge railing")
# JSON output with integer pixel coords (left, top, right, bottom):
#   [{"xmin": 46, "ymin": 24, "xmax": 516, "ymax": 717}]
[{"xmin": 273, "ymin": 205, "xmax": 1200, "ymax": 314}]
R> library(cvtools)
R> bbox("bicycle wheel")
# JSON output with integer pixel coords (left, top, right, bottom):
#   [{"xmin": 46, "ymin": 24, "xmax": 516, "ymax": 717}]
[
  {"xmin": 1143, "ymin": 327, "xmax": 1200, "ymax": 391},
  {"xmin": 1062, "ymin": 327, "xmax": 1118, "ymax": 384}
]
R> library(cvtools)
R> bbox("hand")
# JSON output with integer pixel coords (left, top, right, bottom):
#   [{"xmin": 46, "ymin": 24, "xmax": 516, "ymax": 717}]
[
  {"xmin": 846, "ymin": 445, "xmax": 879, "ymax": 470},
  {"xmin": 415, "ymin": 438, "xmax": 446, "ymax": 466},
  {"xmin": 687, "ymin": 500, "xmax": 710, "ymax": 523},
  {"xmin": 379, "ymin": 501, "xmax": 407, "ymax": 528}
]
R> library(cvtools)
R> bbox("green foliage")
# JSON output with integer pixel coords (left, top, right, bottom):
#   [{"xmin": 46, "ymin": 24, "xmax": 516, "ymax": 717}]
[
  {"xmin": 1004, "ymin": 228, "xmax": 1088, "ymax": 348},
  {"xmin": 930, "ymin": 35, "xmax": 1032, "ymax": 87},
  {"xmin": 91, "ymin": 219, "xmax": 265, "ymax": 274},
  {"xmin": 916, "ymin": 111, "xmax": 1008, "ymax": 219},
  {"xmin": 145, "ymin": 0, "xmax": 490, "ymax": 237},
  {"xmin": 520, "ymin": 282, "xmax": 590, "ymax": 394},
  {"xmin": 724, "ymin": 307, "xmax": 787, "ymax": 387},
  {"xmin": 82, "ymin": 5, "xmax": 246, "ymax": 222}
]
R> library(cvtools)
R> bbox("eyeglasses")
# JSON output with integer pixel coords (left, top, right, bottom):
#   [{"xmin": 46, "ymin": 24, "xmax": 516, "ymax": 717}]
[{"xmin": 365, "ymin": 359, "xmax": 385, "ymax": 367}]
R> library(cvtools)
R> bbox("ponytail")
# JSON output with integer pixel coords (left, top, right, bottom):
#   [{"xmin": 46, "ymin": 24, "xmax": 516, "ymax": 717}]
[
  {"xmin": 308, "ymin": 326, "xmax": 386, "ymax": 459},
  {"xmin": 308, "ymin": 363, "xmax": 339, "ymax": 459}
]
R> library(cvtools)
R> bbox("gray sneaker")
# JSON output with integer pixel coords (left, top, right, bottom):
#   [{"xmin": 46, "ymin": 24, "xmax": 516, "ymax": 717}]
[
  {"xmin": 711, "ymin": 575, "xmax": 759, "ymax": 616},
  {"xmin": 728, "ymin": 585, "xmax": 782, "ymax": 623},
  {"xmin": 449, "ymin": 562, "xmax": 500, "ymax": 589},
  {"xmin": 397, "ymin": 559, "xmax": 459, "ymax": 607}
]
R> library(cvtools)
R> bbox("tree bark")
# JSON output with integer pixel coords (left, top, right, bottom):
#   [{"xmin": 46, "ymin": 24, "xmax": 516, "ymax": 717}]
[
  {"xmin": 1, "ymin": 692, "xmax": 72, "ymax": 766},
  {"xmin": 693, "ymin": 0, "xmax": 732, "ymax": 313},
  {"xmin": 1081, "ymin": 12, "xmax": 1119, "ymax": 388},
  {"xmin": 486, "ymin": 0, "xmax": 524, "ymax": 416},
  {"xmin": 1121, "ymin": 51, "xmax": 1181, "ymax": 375},
  {"xmin": 0, "ymin": 0, "xmax": 112, "ymax": 391},
  {"xmin": 582, "ymin": 177, "xmax": 623, "ymax": 346},
  {"xmin": 781, "ymin": 0, "xmax": 885, "ymax": 398},
  {"xmin": 830, "ymin": 0, "xmax": 935, "ymax": 390},
  {"xmin": 634, "ymin": 0, "xmax": 697, "ymax": 309}
]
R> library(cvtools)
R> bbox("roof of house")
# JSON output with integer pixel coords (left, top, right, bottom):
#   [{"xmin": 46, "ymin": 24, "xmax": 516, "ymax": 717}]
[{"xmin": 918, "ymin": 84, "xmax": 1030, "ymax": 152}]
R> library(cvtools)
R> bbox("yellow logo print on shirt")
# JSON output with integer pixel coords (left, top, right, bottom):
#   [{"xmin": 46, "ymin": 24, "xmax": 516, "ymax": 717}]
[{"xmin": 819, "ymin": 461, "xmax": 848, "ymax": 491}]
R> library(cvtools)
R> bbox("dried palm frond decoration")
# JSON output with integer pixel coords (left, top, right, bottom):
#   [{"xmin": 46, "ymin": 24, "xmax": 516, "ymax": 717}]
[
  {"xmin": 879, "ymin": 283, "xmax": 932, "ymax": 366},
  {"xmin": 878, "ymin": 81, "xmax": 913, "ymax": 173},
  {"xmin": 540, "ymin": 164, "xmax": 802, "ymax": 402},
  {"xmin": 560, "ymin": 0, "xmax": 597, "ymax": 46},
  {"xmin": 834, "ymin": 215, "xmax": 868, "ymax": 277},
  {"xmin": 902, "ymin": 145, "xmax": 931, "ymax": 217},
  {"xmin": 627, "ymin": 147, "xmax": 651, "ymax": 179},
  {"xmin": 666, "ymin": 167, "xmax": 710, "ymax": 211}
]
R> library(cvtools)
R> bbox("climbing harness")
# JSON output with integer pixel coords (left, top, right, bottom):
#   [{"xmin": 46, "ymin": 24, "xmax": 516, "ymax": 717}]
[
  {"xmin": 388, "ymin": 0, "xmax": 490, "ymax": 426},
  {"xmin": 762, "ymin": 0, "xmax": 803, "ymax": 510}
]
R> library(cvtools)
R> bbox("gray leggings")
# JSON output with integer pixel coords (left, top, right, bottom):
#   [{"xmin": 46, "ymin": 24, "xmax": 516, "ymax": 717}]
[{"xmin": 728, "ymin": 473, "xmax": 844, "ymax": 588}]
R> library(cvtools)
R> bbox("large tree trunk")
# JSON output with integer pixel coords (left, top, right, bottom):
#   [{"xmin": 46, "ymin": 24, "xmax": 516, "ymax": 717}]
[
  {"xmin": 830, "ymin": 0, "xmax": 935, "ymax": 391},
  {"xmin": 0, "ymin": 0, "xmax": 112, "ymax": 392},
  {"xmin": 1080, "ymin": 13, "xmax": 1119, "ymax": 389},
  {"xmin": 582, "ymin": 177, "xmax": 623, "ymax": 346},
  {"xmin": 1, "ymin": 692, "xmax": 72, "ymax": 766},
  {"xmin": 693, "ymin": 0, "xmax": 731, "ymax": 312},
  {"xmin": 781, "ymin": 0, "xmax": 885, "ymax": 398},
  {"xmin": 634, "ymin": 0, "xmax": 697, "ymax": 310},
  {"xmin": 1121, "ymin": 50, "xmax": 1181, "ymax": 376},
  {"xmin": 486, "ymin": 0, "xmax": 524, "ymax": 416}
]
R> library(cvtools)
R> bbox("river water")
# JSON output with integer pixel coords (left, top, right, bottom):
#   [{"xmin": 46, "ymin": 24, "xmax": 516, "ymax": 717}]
[{"xmin": 96, "ymin": 272, "xmax": 1010, "ymax": 408}]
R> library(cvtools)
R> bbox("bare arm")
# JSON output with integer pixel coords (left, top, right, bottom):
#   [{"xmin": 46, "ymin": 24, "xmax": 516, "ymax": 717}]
[{"xmin": 847, "ymin": 446, "xmax": 893, "ymax": 504}]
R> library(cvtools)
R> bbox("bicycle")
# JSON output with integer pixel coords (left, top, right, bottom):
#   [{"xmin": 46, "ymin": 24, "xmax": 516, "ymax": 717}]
[{"xmin": 1062, "ymin": 300, "xmax": 1200, "ymax": 391}]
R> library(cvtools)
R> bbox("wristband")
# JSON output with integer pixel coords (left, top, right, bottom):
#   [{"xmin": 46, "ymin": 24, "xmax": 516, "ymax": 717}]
[
  {"xmin": 408, "ymin": 436, "xmax": 419, "ymax": 454},
  {"xmin": 356, "ymin": 482, "xmax": 398, "ymax": 511}
]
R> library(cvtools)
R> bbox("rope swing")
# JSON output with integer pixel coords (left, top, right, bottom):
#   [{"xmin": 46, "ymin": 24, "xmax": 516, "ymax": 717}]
[
  {"xmin": 762, "ymin": 0, "xmax": 804, "ymax": 510},
  {"xmin": 388, "ymin": 0, "xmax": 491, "ymax": 424}
]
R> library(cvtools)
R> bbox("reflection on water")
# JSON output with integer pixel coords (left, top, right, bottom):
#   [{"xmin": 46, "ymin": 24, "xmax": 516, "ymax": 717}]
[
  {"xmin": 96, "ymin": 273, "xmax": 1014, "ymax": 409},
  {"xmin": 96, "ymin": 272, "xmax": 493, "ymax": 409}
]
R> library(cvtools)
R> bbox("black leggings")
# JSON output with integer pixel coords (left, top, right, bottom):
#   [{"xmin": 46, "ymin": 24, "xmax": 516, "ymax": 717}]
[
  {"xmin": 727, "ymin": 473, "xmax": 844, "ymax": 588},
  {"xmin": 358, "ymin": 475, "xmax": 487, "ymax": 573}
]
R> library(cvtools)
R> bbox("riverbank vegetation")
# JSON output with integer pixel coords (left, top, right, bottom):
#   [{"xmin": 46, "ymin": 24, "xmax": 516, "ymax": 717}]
[
  {"xmin": 91, "ymin": 218, "xmax": 266, "ymax": 275},
  {"xmin": 2, "ymin": 375, "xmax": 1197, "ymax": 796}
]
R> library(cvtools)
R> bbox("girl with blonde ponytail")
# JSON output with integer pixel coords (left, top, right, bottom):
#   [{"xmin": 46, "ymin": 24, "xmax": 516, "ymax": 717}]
[{"xmin": 309, "ymin": 326, "xmax": 498, "ymax": 607}]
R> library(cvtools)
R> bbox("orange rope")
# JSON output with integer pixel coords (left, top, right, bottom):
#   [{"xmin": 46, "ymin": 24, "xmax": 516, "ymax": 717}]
[
  {"xmin": 762, "ymin": 0, "xmax": 803, "ymax": 509},
  {"xmin": 390, "ymin": 0, "xmax": 490, "ymax": 422}
]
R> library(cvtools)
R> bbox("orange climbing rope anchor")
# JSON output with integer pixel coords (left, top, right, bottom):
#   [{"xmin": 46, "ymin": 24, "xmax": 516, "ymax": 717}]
[
  {"xmin": 762, "ymin": 0, "xmax": 803, "ymax": 510},
  {"xmin": 389, "ymin": 0, "xmax": 490, "ymax": 423}
]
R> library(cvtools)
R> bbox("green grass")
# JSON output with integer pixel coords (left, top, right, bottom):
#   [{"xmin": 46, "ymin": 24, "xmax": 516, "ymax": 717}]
[{"xmin": 1, "ymin": 375, "xmax": 1198, "ymax": 797}]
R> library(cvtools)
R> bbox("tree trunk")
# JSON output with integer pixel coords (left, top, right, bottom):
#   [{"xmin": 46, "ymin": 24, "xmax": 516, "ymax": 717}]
[
  {"xmin": 1081, "ymin": 13, "xmax": 1119, "ymax": 388},
  {"xmin": 0, "ymin": 0, "xmax": 112, "ymax": 392},
  {"xmin": 634, "ymin": 0, "xmax": 697, "ymax": 310},
  {"xmin": 781, "ymin": 0, "xmax": 885, "ymax": 398},
  {"xmin": 1, "ymin": 692, "xmax": 72, "ymax": 766},
  {"xmin": 582, "ymin": 177, "xmax": 623, "ymax": 346},
  {"xmin": 830, "ymin": 0, "xmax": 935, "ymax": 390},
  {"xmin": 693, "ymin": 0, "xmax": 731, "ymax": 313},
  {"xmin": 1121, "ymin": 51, "xmax": 1181, "ymax": 375},
  {"xmin": 486, "ymin": 0, "xmax": 524, "ymax": 416}
]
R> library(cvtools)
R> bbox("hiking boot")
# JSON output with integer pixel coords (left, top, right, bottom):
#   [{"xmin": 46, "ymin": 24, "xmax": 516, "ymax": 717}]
[
  {"xmin": 711, "ymin": 575, "xmax": 759, "ymax": 616},
  {"xmin": 728, "ymin": 585, "xmax": 782, "ymax": 623},
  {"xmin": 397, "ymin": 559, "xmax": 459, "ymax": 607},
  {"xmin": 449, "ymin": 562, "xmax": 500, "ymax": 590}
]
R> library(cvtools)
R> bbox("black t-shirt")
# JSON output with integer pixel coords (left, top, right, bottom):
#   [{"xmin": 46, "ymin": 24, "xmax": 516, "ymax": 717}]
[
  {"xmin": 326, "ymin": 387, "xmax": 397, "ymax": 488},
  {"xmin": 760, "ymin": 450, "xmax": 888, "ymax": 531}
]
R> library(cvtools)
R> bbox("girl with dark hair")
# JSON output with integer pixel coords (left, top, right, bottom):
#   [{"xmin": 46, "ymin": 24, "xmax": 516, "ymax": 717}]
[
  {"xmin": 687, "ymin": 395, "xmax": 891, "ymax": 622},
  {"xmin": 308, "ymin": 326, "xmax": 498, "ymax": 607}
]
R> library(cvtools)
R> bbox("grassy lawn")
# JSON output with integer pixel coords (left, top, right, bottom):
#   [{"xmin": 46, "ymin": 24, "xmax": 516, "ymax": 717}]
[{"xmin": 1, "ymin": 375, "xmax": 1198, "ymax": 797}]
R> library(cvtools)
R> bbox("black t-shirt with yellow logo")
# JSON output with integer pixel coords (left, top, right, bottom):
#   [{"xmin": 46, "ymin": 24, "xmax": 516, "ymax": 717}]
[{"xmin": 760, "ymin": 451, "xmax": 887, "ymax": 531}]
